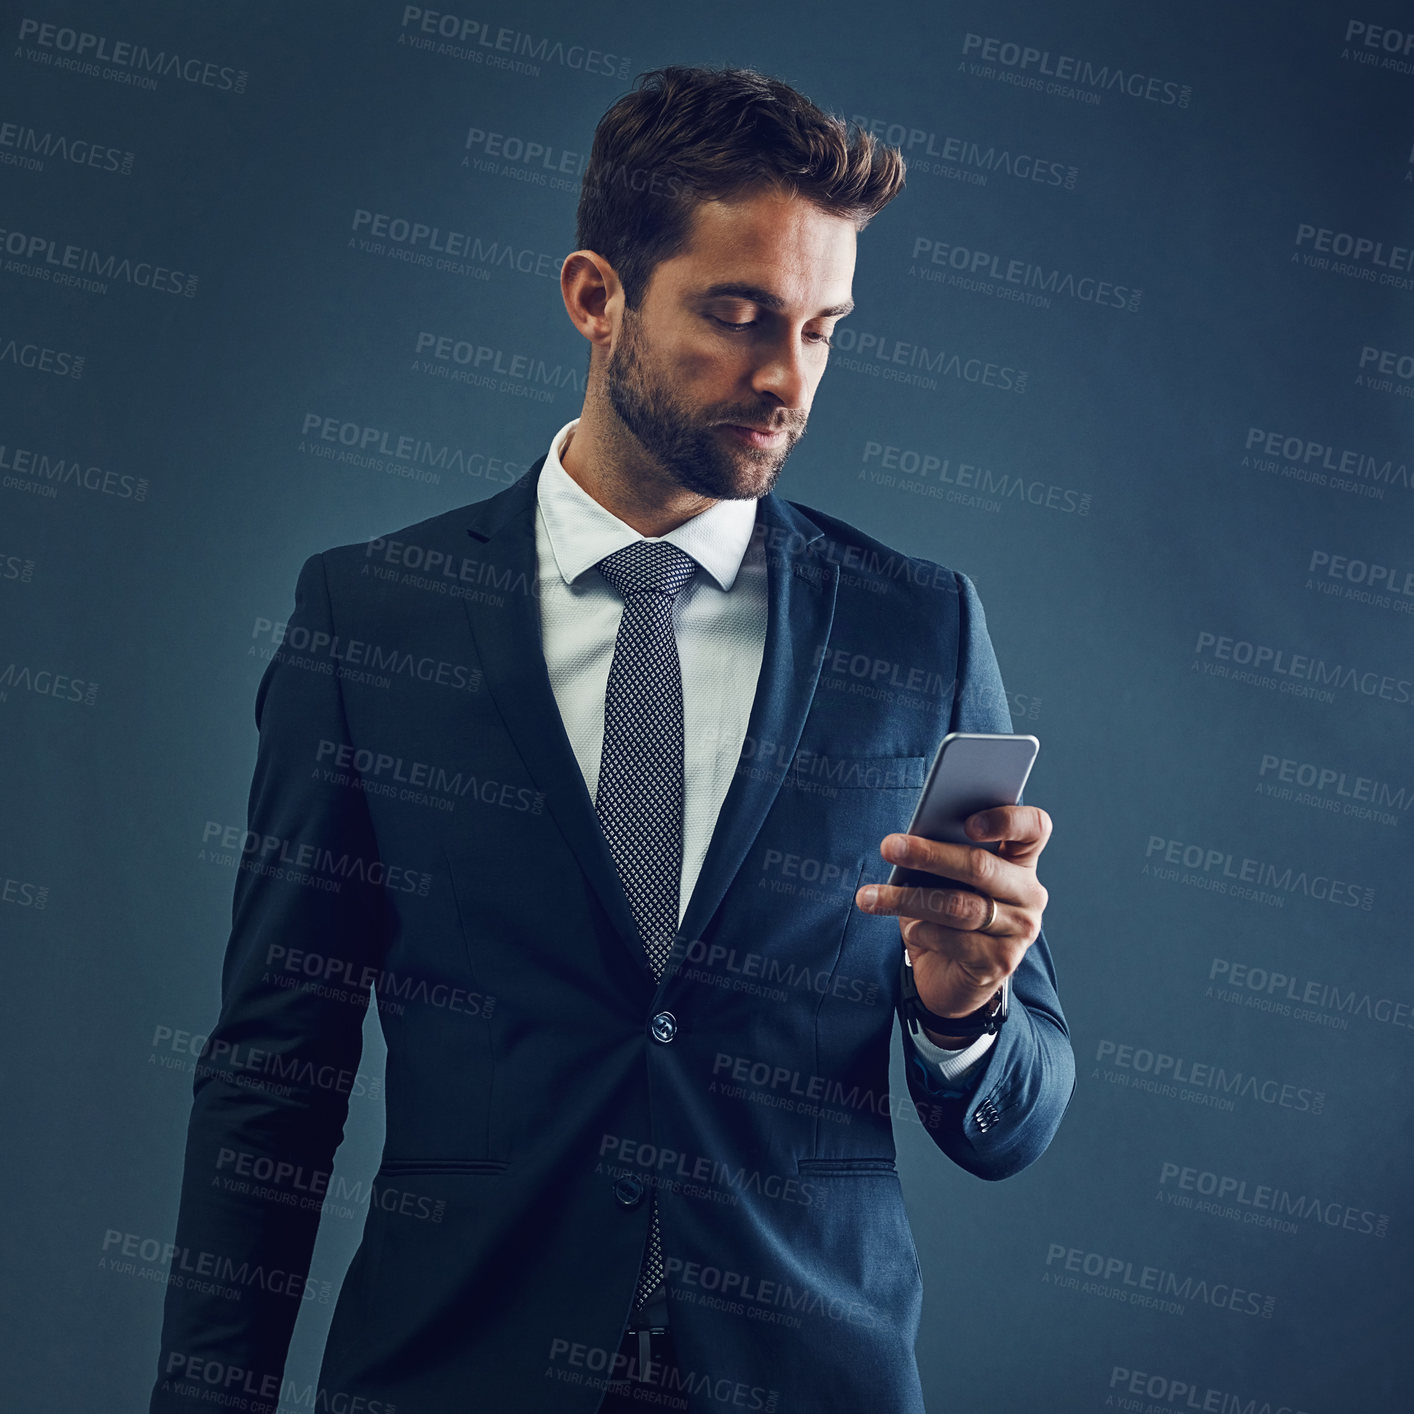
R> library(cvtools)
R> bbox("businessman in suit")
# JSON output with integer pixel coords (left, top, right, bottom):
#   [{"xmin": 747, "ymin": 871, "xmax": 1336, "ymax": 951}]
[{"xmin": 150, "ymin": 66, "xmax": 1072, "ymax": 1414}]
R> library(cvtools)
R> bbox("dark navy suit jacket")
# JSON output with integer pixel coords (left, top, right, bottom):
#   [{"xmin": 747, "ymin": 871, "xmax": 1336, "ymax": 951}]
[{"xmin": 150, "ymin": 455, "xmax": 1073, "ymax": 1414}]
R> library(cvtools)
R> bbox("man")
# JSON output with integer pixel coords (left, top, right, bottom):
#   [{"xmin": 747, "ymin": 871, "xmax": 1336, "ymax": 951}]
[{"xmin": 150, "ymin": 66, "xmax": 1072, "ymax": 1414}]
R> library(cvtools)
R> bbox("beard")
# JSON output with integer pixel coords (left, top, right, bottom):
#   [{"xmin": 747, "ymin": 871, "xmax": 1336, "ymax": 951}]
[{"xmin": 604, "ymin": 308, "xmax": 806, "ymax": 500}]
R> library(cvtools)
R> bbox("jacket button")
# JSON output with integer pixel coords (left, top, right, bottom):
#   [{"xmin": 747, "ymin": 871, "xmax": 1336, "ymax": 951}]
[
  {"xmin": 613, "ymin": 1176, "xmax": 645, "ymax": 1208},
  {"xmin": 650, "ymin": 1011, "xmax": 677, "ymax": 1043}
]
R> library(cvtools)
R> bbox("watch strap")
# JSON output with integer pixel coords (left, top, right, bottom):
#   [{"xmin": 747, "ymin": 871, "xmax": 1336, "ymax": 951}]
[{"xmin": 900, "ymin": 956, "xmax": 1009, "ymax": 1037}]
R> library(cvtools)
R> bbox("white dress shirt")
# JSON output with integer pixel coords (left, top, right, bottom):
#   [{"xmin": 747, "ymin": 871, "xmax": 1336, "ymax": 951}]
[{"xmin": 533, "ymin": 419, "xmax": 993, "ymax": 1091}]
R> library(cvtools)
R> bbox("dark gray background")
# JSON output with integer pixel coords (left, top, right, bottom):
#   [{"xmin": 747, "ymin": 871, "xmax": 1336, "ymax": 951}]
[{"xmin": 2, "ymin": 2, "xmax": 1410, "ymax": 1410}]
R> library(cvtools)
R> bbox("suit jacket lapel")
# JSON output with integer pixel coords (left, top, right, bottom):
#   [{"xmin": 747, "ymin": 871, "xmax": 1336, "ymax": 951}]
[
  {"xmin": 458, "ymin": 458, "xmax": 647, "ymax": 981},
  {"xmin": 669, "ymin": 494, "xmax": 838, "ymax": 984},
  {"xmin": 458, "ymin": 457, "xmax": 839, "ymax": 991}
]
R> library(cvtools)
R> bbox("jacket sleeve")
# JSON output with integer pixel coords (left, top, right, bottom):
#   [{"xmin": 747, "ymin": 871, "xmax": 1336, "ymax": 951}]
[
  {"xmin": 149, "ymin": 553, "xmax": 390, "ymax": 1413},
  {"xmin": 897, "ymin": 570, "xmax": 1075, "ymax": 1180}
]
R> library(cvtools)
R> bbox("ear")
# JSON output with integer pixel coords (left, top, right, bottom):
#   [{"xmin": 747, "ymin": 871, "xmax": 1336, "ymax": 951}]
[{"xmin": 560, "ymin": 249, "xmax": 623, "ymax": 350}]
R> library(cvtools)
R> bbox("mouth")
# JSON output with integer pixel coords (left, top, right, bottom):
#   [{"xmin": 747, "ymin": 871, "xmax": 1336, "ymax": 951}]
[{"xmin": 720, "ymin": 423, "xmax": 789, "ymax": 448}]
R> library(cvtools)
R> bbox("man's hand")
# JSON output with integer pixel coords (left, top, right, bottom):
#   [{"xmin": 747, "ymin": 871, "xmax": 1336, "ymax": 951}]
[{"xmin": 854, "ymin": 806, "xmax": 1052, "ymax": 1044}]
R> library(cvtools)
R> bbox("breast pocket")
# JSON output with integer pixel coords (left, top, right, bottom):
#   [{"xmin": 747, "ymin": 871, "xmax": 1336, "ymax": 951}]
[
  {"xmin": 733, "ymin": 753, "xmax": 928, "ymax": 986},
  {"xmin": 779, "ymin": 754, "xmax": 929, "ymax": 1021},
  {"xmin": 780, "ymin": 753, "xmax": 928, "ymax": 885},
  {"xmin": 787, "ymin": 752, "xmax": 928, "ymax": 795},
  {"xmin": 753, "ymin": 751, "xmax": 928, "ymax": 972}
]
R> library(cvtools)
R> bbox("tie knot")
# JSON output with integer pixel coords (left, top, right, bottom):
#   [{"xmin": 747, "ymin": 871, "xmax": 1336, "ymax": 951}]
[{"xmin": 595, "ymin": 540, "xmax": 697, "ymax": 604}]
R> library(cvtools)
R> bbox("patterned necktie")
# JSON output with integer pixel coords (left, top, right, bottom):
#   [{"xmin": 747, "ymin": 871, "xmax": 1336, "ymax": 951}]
[{"xmin": 593, "ymin": 539, "xmax": 697, "ymax": 1313}]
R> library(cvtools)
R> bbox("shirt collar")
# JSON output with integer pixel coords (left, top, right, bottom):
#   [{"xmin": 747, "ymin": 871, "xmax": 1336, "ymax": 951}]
[{"xmin": 536, "ymin": 417, "xmax": 760, "ymax": 592}]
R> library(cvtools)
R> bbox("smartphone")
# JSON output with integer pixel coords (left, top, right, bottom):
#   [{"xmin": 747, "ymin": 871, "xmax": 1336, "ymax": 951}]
[{"xmin": 885, "ymin": 732, "xmax": 1040, "ymax": 888}]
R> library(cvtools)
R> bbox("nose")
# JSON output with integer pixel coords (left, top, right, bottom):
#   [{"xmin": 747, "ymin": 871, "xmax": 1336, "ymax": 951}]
[{"xmin": 750, "ymin": 332, "xmax": 810, "ymax": 410}]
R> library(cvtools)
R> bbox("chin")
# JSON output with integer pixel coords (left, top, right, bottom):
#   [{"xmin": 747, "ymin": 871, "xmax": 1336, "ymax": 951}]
[{"xmin": 701, "ymin": 458, "xmax": 782, "ymax": 501}]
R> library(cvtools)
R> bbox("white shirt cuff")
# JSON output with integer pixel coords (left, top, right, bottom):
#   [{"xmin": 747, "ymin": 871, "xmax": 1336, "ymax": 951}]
[{"xmin": 906, "ymin": 1017, "xmax": 997, "ymax": 1087}]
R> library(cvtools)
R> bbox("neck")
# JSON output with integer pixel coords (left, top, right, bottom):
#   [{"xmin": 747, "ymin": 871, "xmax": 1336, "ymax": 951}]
[{"xmin": 559, "ymin": 392, "xmax": 716, "ymax": 538}]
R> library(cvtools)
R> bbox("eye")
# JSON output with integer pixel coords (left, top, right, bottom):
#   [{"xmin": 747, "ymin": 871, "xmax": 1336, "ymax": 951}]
[
  {"xmin": 806, "ymin": 330, "xmax": 834, "ymax": 347},
  {"xmin": 712, "ymin": 317, "xmax": 756, "ymax": 331}
]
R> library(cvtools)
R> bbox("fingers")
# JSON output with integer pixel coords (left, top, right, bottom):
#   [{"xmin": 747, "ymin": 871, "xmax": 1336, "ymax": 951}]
[
  {"xmin": 878, "ymin": 831, "xmax": 1049, "ymax": 912},
  {"xmin": 900, "ymin": 917, "xmax": 1015, "ymax": 993},
  {"xmin": 864, "ymin": 880, "xmax": 1039, "ymax": 943},
  {"xmin": 860, "ymin": 824, "xmax": 1050, "ymax": 954},
  {"xmin": 965, "ymin": 805, "xmax": 1052, "ymax": 862},
  {"xmin": 889, "ymin": 881, "xmax": 1006, "ymax": 935}
]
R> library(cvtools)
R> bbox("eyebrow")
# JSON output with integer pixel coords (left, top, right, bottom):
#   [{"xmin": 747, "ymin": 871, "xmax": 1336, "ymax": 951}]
[{"xmin": 697, "ymin": 282, "xmax": 855, "ymax": 319}]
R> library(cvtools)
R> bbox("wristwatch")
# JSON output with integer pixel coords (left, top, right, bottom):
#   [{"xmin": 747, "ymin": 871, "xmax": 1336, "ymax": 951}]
[{"xmin": 900, "ymin": 953, "xmax": 1009, "ymax": 1037}]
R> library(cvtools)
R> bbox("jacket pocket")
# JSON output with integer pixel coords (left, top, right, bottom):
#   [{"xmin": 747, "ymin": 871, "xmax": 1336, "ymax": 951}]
[
  {"xmin": 376, "ymin": 1158, "xmax": 510, "ymax": 1176},
  {"xmin": 796, "ymin": 1156, "xmax": 898, "ymax": 1175},
  {"xmin": 789, "ymin": 753, "xmax": 928, "ymax": 792}
]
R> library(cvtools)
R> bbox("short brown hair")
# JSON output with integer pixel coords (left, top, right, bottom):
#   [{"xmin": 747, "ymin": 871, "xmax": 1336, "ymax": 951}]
[{"xmin": 576, "ymin": 65, "xmax": 905, "ymax": 309}]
